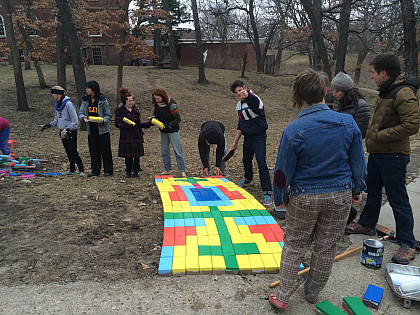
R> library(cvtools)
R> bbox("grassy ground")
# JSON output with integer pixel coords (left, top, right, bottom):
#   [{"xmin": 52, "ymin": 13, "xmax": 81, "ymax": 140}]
[{"xmin": 0, "ymin": 59, "xmax": 385, "ymax": 285}]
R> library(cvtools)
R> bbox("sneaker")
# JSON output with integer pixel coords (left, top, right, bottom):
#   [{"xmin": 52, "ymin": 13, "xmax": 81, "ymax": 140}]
[
  {"xmin": 161, "ymin": 170, "xmax": 171, "ymax": 175},
  {"xmin": 262, "ymin": 195, "xmax": 273, "ymax": 206},
  {"xmin": 126, "ymin": 172, "xmax": 132, "ymax": 178},
  {"xmin": 392, "ymin": 244, "xmax": 416, "ymax": 265},
  {"xmin": 344, "ymin": 222, "xmax": 375, "ymax": 235},
  {"xmin": 79, "ymin": 172, "xmax": 86, "ymax": 176},
  {"xmin": 268, "ymin": 294, "xmax": 287, "ymax": 310},
  {"xmin": 237, "ymin": 179, "xmax": 252, "ymax": 188},
  {"xmin": 180, "ymin": 171, "xmax": 187, "ymax": 177},
  {"xmin": 63, "ymin": 171, "xmax": 76, "ymax": 175}
]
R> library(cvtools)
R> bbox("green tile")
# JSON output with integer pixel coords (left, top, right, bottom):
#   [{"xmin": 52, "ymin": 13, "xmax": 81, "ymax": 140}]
[
  {"xmin": 222, "ymin": 244, "xmax": 235, "ymax": 256},
  {"xmin": 245, "ymin": 243, "xmax": 260, "ymax": 254},
  {"xmin": 198, "ymin": 245, "xmax": 212, "ymax": 255},
  {"xmin": 183, "ymin": 212, "xmax": 193, "ymax": 219},
  {"xmin": 217, "ymin": 226, "xmax": 230, "ymax": 236},
  {"xmin": 210, "ymin": 246, "xmax": 223, "ymax": 255},
  {"xmin": 164, "ymin": 213, "xmax": 174, "ymax": 219},
  {"xmin": 202, "ymin": 211, "xmax": 213, "ymax": 218},
  {"xmin": 258, "ymin": 210, "xmax": 272, "ymax": 216},
  {"xmin": 233, "ymin": 243, "xmax": 247, "ymax": 255},
  {"xmin": 238, "ymin": 210, "xmax": 251, "ymax": 217},
  {"xmin": 173, "ymin": 213, "xmax": 184, "ymax": 219},
  {"xmin": 224, "ymin": 255, "xmax": 239, "ymax": 271},
  {"xmin": 209, "ymin": 206, "xmax": 219, "ymax": 212},
  {"xmin": 249, "ymin": 210, "xmax": 260, "ymax": 216},
  {"xmin": 192, "ymin": 212, "xmax": 203, "ymax": 218},
  {"xmin": 221, "ymin": 211, "xmax": 238, "ymax": 217}
]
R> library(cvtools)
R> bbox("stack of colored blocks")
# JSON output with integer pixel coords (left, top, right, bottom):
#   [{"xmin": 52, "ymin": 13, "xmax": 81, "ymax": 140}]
[{"xmin": 156, "ymin": 175, "xmax": 303, "ymax": 276}]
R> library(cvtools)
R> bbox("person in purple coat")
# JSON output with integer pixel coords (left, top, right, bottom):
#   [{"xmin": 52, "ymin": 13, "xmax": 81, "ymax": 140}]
[{"xmin": 115, "ymin": 87, "xmax": 151, "ymax": 178}]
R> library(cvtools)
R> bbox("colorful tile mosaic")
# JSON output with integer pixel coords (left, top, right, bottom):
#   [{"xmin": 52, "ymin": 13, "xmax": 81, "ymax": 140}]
[{"xmin": 156, "ymin": 175, "xmax": 303, "ymax": 276}]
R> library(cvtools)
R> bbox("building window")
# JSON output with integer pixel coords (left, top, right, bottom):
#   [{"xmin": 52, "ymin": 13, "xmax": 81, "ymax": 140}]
[
  {"xmin": 92, "ymin": 47, "xmax": 103, "ymax": 65},
  {"xmin": 0, "ymin": 15, "xmax": 6, "ymax": 37},
  {"xmin": 89, "ymin": 29, "xmax": 102, "ymax": 37},
  {"xmin": 28, "ymin": 15, "xmax": 40, "ymax": 36}
]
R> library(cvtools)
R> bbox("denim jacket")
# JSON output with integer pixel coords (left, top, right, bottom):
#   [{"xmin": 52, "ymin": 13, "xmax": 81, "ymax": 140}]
[
  {"xmin": 273, "ymin": 104, "xmax": 367, "ymax": 205},
  {"xmin": 79, "ymin": 94, "xmax": 111, "ymax": 135}
]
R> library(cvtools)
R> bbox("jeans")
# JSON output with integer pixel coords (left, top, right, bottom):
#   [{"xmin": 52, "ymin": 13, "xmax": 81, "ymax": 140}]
[
  {"xmin": 61, "ymin": 130, "xmax": 84, "ymax": 173},
  {"xmin": 243, "ymin": 133, "xmax": 272, "ymax": 194},
  {"xmin": 358, "ymin": 153, "xmax": 415, "ymax": 248},
  {"xmin": 203, "ymin": 134, "xmax": 226, "ymax": 173},
  {"xmin": 161, "ymin": 131, "xmax": 185, "ymax": 172},
  {"xmin": 88, "ymin": 132, "xmax": 113, "ymax": 175},
  {"xmin": 0, "ymin": 127, "xmax": 10, "ymax": 155}
]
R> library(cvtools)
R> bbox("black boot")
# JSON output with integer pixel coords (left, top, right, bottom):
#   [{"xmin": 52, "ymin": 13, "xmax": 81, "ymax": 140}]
[
  {"xmin": 132, "ymin": 172, "xmax": 139, "ymax": 178},
  {"xmin": 126, "ymin": 171, "xmax": 132, "ymax": 178}
]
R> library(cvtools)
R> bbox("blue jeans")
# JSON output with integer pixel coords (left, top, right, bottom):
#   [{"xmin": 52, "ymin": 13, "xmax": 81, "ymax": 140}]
[
  {"xmin": 243, "ymin": 133, "xmax": 272, "ymax": 194},
  {"xmin": 358, "ymin": 153, "xmax": 415, "ymax": 248},
  {"xmin": 161, "ymin": 131, "xmax": 185, "ymax": 172},
  {"xmin": 0, "ymin": 127, "xmax": 10, "ymax": 155},
  {"xmin": 202, "ymin": 134, "xmax": 226, "ymax": 173}
]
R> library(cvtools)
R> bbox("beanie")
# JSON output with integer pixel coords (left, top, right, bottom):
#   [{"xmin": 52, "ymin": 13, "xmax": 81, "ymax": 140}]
[
  {"xmin": 51, "ymin": 86, "xmax": 66, "ymax": 95},
  {"xmin": 331, "ymin": 72, "xmax": 353, "ymax": 91}
]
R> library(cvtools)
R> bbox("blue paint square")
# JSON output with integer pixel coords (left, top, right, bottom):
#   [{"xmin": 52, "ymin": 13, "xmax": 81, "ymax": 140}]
[
  {"xmin": 174, "ymin": 219, "xmax": 185, "ymax": 227},
  {"xmin": 184, "ymin": 218, "xmax": 195, "ymax": 226},
  {"xmin": 155, "ymin": 178, "xmax": 163, "ymax": 183},
  {"xmin": 158, "ymin": 256, "xmax": 173, "ymax": 275},
  {"xmin": 234, "ymin": 217, "xmax": 246, "ymax": 225},
  {"xmin": 194, "ymin": 218, "xmax": 205, "ymax": 226},
  {"xmin": 164, "ymin": 219, "xmax": 175, "ymax": 228},
  {"xmin": 244, "ymin": 217, "xmax": 257, "ymax": 225},
  {"xmin": 364, "ymin": 284, "xmax": 384, "ymax": 306},
  {"xmin": 254, "ymin": 216, "xmax": 266, "ymax": 225},
  {"xmin": 264, "ymin": 216, "xmax": 277, "ymax": 225},
  {"xmin": 160, "ymin": 246, "xmax": 174, "ymax": 257}
]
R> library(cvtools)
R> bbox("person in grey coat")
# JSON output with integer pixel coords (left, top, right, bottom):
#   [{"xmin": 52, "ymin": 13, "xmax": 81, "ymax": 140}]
[
  {"xmin": 331, "ymin": 71, "xmax": 371, "ymax": 139},
  {"xmin": 331, "ymin": 72, "xmax": 371, "ymax": 224},
  {"xmin": 41, "ymin": 86, "xmax": 85, "ymax": 175}
]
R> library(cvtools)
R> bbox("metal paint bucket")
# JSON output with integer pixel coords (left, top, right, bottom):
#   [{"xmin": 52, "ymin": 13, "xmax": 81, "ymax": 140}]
[{"xmin": 361, "ymin": 239, "xmax": 384, "ymax": 269}]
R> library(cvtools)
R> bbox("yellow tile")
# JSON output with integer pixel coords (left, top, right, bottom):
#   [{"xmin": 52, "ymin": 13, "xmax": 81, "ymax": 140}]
[
  {"xmin": 241, "ymin": 233, "xmax": 255, "ymax": 243},
  {"xmin": 255, "ymin": 239, "xmax": 272, "ymax": 254},
  {"xmin": 224, "ymin": 217, "xmax": 236, "ymax": 226},
  {"xmin": 208, "ymin": 235, "xmax": 221, "ymax": 246},
  {"xmin": 237, "ymin": 225, "xmax": 252, "ymax": 236},
  {"xmin": 197, "ymin": 235, "xmax": 209, "ymax": 246},
  {"xmin": 201, "ymin": 206, "xmax": 210, "ymax": 212},
  {"xmin": 248, "ymin": 254, "xmax": 265, "ymax": 273},
  {"xmin": 186, "ymin": 235, "xmax": 198, "ymax": 246},
  {"xmin": 173, "ymin": 245, "xmax": 186, "ymax": 257},
  {"xmin": 182, "ymin": 205, "xmax": 192, "ymax": 212},
  {"xmin": 236, "ymin": 255, "xmax": 252, "ymax": 270},
  {"xmin": 199, "ymin": 255, "xmax": 213, "ymax": 272},
  {"xmin": 250, "ymin": 199, "xmax": 265, "ymax": 210},
  {"xmin": 186, "ymin": 245, "xmax": 199, "ymax": 256},
  {"xmin": 206, "ymin": 225, "xmax": 219, "ymax": 235},
  {"xmin": 261, "ymin": 253, "xmax": 278, "ymax": 272},
  {"xmin": 268, "ymin": 242, "xmax": 282, "ymax": 254},
  {"xmin": 173, "ymin": 206, "xmax": 184, "ymax": 213},
  {"xmin": 180, "ymin": 201, "xmax": 190, "ymax": 208},
  {"xmin": 230, "ymin": 233, "xmax": 243, "ymax": 244},
  {"xmin": 204, "ymin": 218, "xmax": 216, "ymax": 226},
  {"xmin": 165, "ymin": 183, "xmax": 175, "ymax": 192},
  {"xmin": 231, "ymin": 200, "xmax": 244, "ymax": 209},
  {"xmin": 163, "ymin": 200, "xmax": 173, "ymax": 208},
  {"xmin": 240, "ymin": 199, "xmax": 254, "ymax": 210},
  {"xmin": 212, "ymin": 256, "xmax": 226, "ymax": 271},
  {"xmin": 273, "ymin": 252, "xmax": 282, "ymax": 268},
  {"xmin": 226, "ymin": 224, "xmax": 240, "ymax": 235},
  {"xmin": 161, "ymin": 193, "xmax": 171, "ymax": 202},
  {"xmin": 172, "ymin": 256, "xmax": 185, "ymax": 274},
  {"xmin": 185, "ymin": 255, "xmax": 199, "ymax": 273},
  {"xmin": 191, "ymin": 206, "xmax": 201, "ymax": 212},
  {"xmin": 172, "ymin": 201, "xmax": 182, "ymax": 208},
  {"xmin": 156, "ymin": 182, "xmax": 167, "ymax": 192},
  {"xmin": 196, "ymin": 226, "xmax": 208, "ymax": 236}
]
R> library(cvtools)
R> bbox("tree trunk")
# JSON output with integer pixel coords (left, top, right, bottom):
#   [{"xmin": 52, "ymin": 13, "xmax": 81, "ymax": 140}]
[
  {"xmin": 56, "ymin": 21, "xmax": 66, "ymax": 89},
  {"xmin": 400, "ymin": 0, "xmax": 418, "ymax": 75},
  {"xmin": 56, "ymin": 0, "xmax": 87, "ymax": 129},
  {"xmin": 334, "ymin": 0, "xmax": 351, "ymax": 75},
  {"xmin": 241, "ymin": 53, "xmax": 248, "ymax": 78},
  {"xmin": 24, "ymin": 47, "xmax": 31, "ymax": 70},
  {"xmin": 116, "ymin": 0, "xmax": 131, "ymax": 102},
  {"xmin": 17, "ymin": 21, "xmax": 47, "ymax": 88},
  {"xmin": 162, "ymin": 0, "xmax": 179, "ymax": 70},
  {"xmin": 354, "ymin": 49, "xmax": 368, "ymax": 86},
  {"xmin": 301, "ymin": 0, "xmax": 331, "ymax": 78},
  {"xmin": 275, "ymin": 42, "xmax": 283, "ymax": 74},
  {"xmin": 104, "ymin": 35, "xmax": 111, "ymax": 66},
  {"xmin": 249, "ymin": 0, "xmax": 264, "ymax": 73},
  {"xmin": 191, "ymin": 0, "xmax": 208, "ymax": 84},
  {"xmin": 154, "ymin": 28, "xmax": 162, "ymax": 66},
  {"xmin": 1, "ymin": 0, "xmax": 29, "ymax": 111},
  {"xmin": 312, "ymin": 38, "xmax": 321, "ymax": 70}
]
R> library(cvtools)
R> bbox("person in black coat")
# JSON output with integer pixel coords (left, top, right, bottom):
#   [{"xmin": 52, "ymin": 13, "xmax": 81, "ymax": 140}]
[
  {"xmin": 115, "ymin": 87, "xmax": 151, "ymax": 178},
  {"xmin": 198, "ymin": 121, "xmax": 226, "ymax": 176},
  {"xmin": 331, "ymin": 71, "xmax": 371, "ymax": 224}
]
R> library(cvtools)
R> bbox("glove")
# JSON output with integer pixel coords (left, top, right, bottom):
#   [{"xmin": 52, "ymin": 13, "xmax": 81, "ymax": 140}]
[
  {"xmin": 41, "ymin": 124, "xmax": 51, "ymax": 132},
  {"xmin": 145, "ymin": 121, "xmax": 153, "ymax": 128},
  {"xmin": 146, "ymin": 116, "xmax": 155, "ymax": 123},
  {"xmin": 66, "ymin": 129, "xmax": 73, "ymax": 139}
]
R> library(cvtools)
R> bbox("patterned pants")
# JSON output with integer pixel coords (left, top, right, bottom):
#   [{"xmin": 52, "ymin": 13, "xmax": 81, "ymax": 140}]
[{"xmin": 276, "ymin": 190, "xmax": 351, "ymax": 303}]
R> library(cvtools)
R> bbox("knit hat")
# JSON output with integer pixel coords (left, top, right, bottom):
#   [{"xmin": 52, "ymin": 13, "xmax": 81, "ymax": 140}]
[
  {"xmin": 331, "ymin": 72, "xmax": 353, "ymax": 91},
  {"xmin": 51, "ymin": 86, "xmax": 66, "ymax": 95}
]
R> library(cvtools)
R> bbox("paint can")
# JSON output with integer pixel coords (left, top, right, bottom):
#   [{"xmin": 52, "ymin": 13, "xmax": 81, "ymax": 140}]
[{"xmin": 361, "ymin": 239, "xmax": 384, "ymax": 269}]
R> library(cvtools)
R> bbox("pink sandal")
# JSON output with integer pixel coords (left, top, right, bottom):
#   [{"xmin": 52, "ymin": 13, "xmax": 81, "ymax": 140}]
[{"xmin": 269, "ymin": 294, "xmax": 287, "ymax": 310}]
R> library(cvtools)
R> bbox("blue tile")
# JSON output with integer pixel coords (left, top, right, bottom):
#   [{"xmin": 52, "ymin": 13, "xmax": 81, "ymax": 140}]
[
  {"xmin": 194, "ymin": 218, "xmax": 206, "ymax": 226},
  {"xmin": 158, "ymin": 257, "xmax": 173, "ymax": 275},
  {"xmin": 244, "ymin": 217, "xmax": 257, "ymax": 225},
  {"xmin": 279, "ymin": 241, "xmax": 284, "ymax": 247},
  {"xmin": 174, "ymin": 219, "xmax": 185, "ymax": 227},
  {"xmin": 264, "ymin": 216, "xmax": 277, "ymax": 225},
  {"xmin": 164, "ymin": 219, "xmax": 175, "ymax": 228},
  {"xmin": 254, "ymin": 216, "xmax": 267, "ymax": 225},
  {"xmin": 184, "ymin": 218, "xmax": 195, "ymax": 226},
  {"xmin": 160, "ymin": 246, "xmax": 174, "ymax": 257},
  {"xmin": 234, "ymin": 217, "xmax": 246, "ymax": 225},
  {"xmin": 155, "ymin": 178, "xmax": 163, "ymax": 183}
]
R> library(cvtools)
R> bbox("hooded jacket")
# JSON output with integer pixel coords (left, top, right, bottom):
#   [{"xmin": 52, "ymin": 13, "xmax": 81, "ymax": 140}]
[
  {"xmin": 366, "ymin": 72, "xmax": 420, "ymax": 154},
  {"xmin": 79, "ymin": 94, "xmax": 111, "ymax": 135},
  {"xmin": 50, "ymin": 96, "xmax": 79, "ymax": 131}
]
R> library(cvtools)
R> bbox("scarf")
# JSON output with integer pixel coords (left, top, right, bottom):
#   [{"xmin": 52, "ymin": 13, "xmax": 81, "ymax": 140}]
[{"xmin": 55, "ymin": 95, "xmax": 69, "ymax": 112}]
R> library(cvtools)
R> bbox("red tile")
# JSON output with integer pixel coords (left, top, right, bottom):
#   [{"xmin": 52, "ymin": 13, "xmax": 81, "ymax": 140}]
[{"xmin": 185, "ymin": 226, "xmax": 197, "ymax": 235}]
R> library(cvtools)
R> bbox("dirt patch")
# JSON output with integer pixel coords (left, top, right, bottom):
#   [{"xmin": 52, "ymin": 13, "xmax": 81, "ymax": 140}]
[{"xmin": 1, "ymin": 63, "xmax": 418, "ymax": 287}]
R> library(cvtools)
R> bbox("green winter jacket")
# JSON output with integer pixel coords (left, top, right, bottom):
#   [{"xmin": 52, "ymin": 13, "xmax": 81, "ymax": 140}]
[{"xmin": 366, "ymin": 73, "xmax": 420, "ymax": 154}]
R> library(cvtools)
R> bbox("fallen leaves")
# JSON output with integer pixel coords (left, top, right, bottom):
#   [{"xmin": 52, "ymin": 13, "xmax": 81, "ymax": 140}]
[{"xmin": 140, "ymin": 262, "xmax": 150, "ymax": 270}]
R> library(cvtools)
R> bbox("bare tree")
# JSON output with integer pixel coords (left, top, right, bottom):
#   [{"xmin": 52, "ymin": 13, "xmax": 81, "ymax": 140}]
[
  {"xmin": 334, "ymin": 0, "xmax": 351, "ymax": 75},
  {"xmin": 56, "ymin": 20, "xmax": 66, "ymax": 89},
  {"xmin": 1, "ymin": 0, "xmax": 29, "ymax": 111},
  {"xmin": 162, "ymin": 0, "xmax": 179, "ymax": 69},
  {"xmin": 116, "ymin": 0, "xmax": 131, "ymax": 102},
  {"xmin": 400, "ymin": 0, "xmax": 418, "ymax": 75},
  {"xmin": 191, "ymin": 0, "xmax": 208, "ymax": 83}
]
